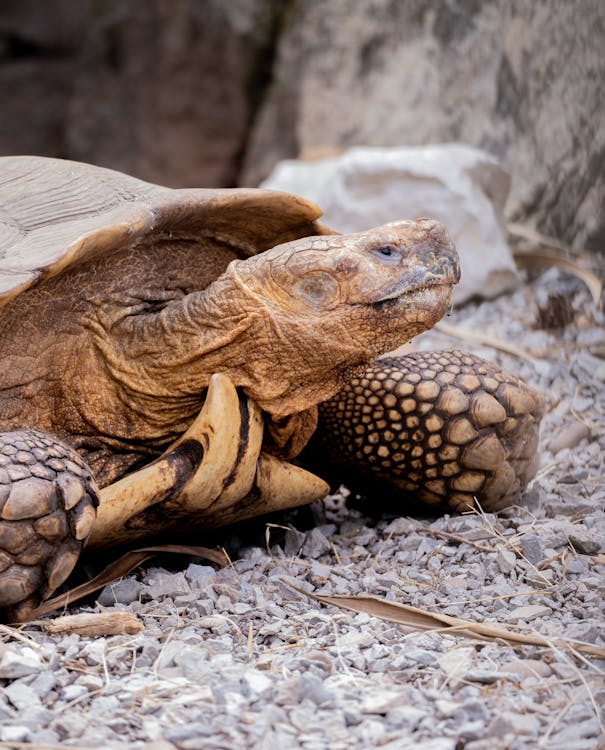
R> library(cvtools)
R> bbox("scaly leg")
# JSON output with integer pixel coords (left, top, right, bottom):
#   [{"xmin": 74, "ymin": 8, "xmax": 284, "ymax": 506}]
[
  {"xmin": 1, "ymin": 373, "xmax": 329, "ymax": 621},
  {"xmin": 0, "ymin": 430, "xmax": 98, "ymax": 621},
  {"xmin": 90, "ymin": 373, "xmax": 328, "ymax": 547},
  {"xmin": 307, "ymin": 350, "xmax": 543, "ymax": 512}
]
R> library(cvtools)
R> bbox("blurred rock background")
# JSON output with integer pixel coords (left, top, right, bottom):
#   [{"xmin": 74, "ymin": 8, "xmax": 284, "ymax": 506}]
[{"xmin": 1, "ymin": 0, "xmax": 603, "ymax": 253}]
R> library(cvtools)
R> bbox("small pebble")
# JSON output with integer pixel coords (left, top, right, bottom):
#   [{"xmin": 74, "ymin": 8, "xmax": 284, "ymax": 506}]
[
  {"xmin": 568, "ymin": 533, "xmax": 602, "ymax": 555},
  {"xmin": 97, "ymin": 576, "xmax": 143, "ymax": 605},
  {"xmin": 497, "ymin": 548, "xmax": 517, "ymax": 574},
  {"xmin": 504, "ymin": 604, "xmax": 552, "ymax": 621},
  {"xmin": 302, "ymin": 527, "xmax": 332, "ymax": 557},
  {"xmin": 0, "ymin": 726, "xmax": 31, "ymax": 743},
  {"xmin": 519, "ymin": 535, "xmax": 544, "ymax": 565},
  {"xmin": 0, "ymin": 647, "xmax": 44, "ymax": 679},
  {"xmin": 284, "ymin": 527, "xmax": 306, "ymax": 555}
]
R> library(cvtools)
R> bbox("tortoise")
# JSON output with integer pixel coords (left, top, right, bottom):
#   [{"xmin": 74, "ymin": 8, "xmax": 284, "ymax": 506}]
[{"xmin": 0, "ymin": 156, "xmax": 542, "ymax": 621}]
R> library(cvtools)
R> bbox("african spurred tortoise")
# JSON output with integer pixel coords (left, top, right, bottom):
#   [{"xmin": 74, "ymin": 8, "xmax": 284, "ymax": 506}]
[{"xmin": 0, "ymin": 156, "xmax": 542, "ymax": 620}]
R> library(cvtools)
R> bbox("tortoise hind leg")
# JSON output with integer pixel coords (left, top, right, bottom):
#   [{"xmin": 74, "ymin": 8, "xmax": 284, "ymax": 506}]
[
  {"xmin": 0, "ymin": 430, "xmax": 98, "ymax": 622},
  {"xmin": 306, "ymin": 351, "xmax": 543, "ymax": 513}
]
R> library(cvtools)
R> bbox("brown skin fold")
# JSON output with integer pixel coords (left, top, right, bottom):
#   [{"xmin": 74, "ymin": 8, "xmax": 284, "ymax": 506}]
[{"xmin": 0, "ymin": 219, "xmax": 458, "ymax": 486}]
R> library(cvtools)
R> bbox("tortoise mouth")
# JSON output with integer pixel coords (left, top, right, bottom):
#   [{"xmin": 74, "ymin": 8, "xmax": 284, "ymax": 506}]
[
  {"xmin": 372, "ymin": 274, "xmax": 457, "ymax": 310},
  {"xmin": 371, "ymin": 255, "xmax": 460, "ymax": 308}
]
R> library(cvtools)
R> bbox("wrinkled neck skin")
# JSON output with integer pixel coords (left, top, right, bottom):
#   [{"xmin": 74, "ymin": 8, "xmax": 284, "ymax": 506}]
[
  {"xmin": 95, "ymin": 269, "xmax": 375, "ymax": 422},
  {"xmin": 96, "ymin": 255, "xmax": 451, "ymax": 431}
]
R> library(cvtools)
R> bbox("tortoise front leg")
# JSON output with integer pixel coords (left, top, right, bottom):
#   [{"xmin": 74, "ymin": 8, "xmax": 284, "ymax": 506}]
[
  {"xmin": 307, "ymin": 351, "xmax": 543, "ymax": 513},
  {"xmin": 0, "ymin": 374, "xmax": 327, "ymax": 621},
  {"xmin": 0, "ymin": 378, "xmax": 249, "ymax": 621},
  {"xmin": 0, "ymin": 431, "xmax": 98, "ymax": 621},
  {"xmin": 90, "ymin": 373, "xmax": 328, "ymax": 548},
  {"xmin": 89, "ymin": 373, "xmax": 263, "ymax": 547}
]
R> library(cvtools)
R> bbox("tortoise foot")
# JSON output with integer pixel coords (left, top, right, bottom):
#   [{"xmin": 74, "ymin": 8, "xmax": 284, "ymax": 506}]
[
  {"xmin": 0, "ymin": 430, "xmax": 98, "ymax": 621},
  {"xmin": 311, "ymin": 350, "xmax": 544, "ymax": 513},
  {"xmin": 91, "ymin": 373, "xmax": 328, "ymax": 545}
]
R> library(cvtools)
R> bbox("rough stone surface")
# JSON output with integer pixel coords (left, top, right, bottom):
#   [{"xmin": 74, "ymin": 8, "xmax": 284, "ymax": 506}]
[
  {"xmin": 0, "ymin": 0, "xmax": 280, "ymax": 188},
  {"xmin": 0, "ymin": 0, "xmax": 95, "ymax": 157},
  {"xmin": 0, "ymin": 645, "xmax": 44, "ymax": 678},
  {"xmin": 243, "ymin": 0, "xmax": 605, "ymax": 252},
  {"xmin": 1, "ymin": 1, "xmax": 603, "ymax": 253},
  {"xmin": 262, "ymin": 145, "xmax": 519, "ymax": 303}
]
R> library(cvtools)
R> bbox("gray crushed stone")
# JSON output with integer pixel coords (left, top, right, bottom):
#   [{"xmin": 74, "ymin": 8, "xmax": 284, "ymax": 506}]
[{"xmin": 1, "ymin": 268, "xmax": 604, "ymax": 748}]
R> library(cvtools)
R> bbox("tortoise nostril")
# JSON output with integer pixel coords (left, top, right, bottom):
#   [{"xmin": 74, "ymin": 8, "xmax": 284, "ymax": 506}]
[
  {"xmin": 416, "ymin": 218, "xmax": 440, "ymax": 230},
  {"xmin": 408, "ymin": 219, "xmax": 452, "ymax": 248},
  {"xmin": 427, "ymin": 222, "xmax": 450, "ymax": 245}
]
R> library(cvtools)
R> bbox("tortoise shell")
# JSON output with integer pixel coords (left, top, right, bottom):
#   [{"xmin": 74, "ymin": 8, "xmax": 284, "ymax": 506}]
[{"xmin": 0, "ymin": 155, "xmax": 324, "ymax": 308}]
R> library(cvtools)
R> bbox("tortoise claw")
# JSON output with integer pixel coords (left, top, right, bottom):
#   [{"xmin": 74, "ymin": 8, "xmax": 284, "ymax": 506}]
[
  {"xmin": 91, "ymin": 373, "xmax": 329, "ymax": 545},
  {"xmin": 90, "ymin": 373, "xmax": 263, "ymax": 546},
  {"xmin": 199, "ymin": 452, "xmax": 330, "ymax": 530}
]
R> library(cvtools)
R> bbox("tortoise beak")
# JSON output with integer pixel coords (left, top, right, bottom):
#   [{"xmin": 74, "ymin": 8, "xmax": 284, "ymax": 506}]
[
  {"xmin": 371, "ymin": 221, "xmax": 460, "ymax": 305},
  {"xmin": 374, "ymin": 258, "xmax": 459, "ymax": 305}
]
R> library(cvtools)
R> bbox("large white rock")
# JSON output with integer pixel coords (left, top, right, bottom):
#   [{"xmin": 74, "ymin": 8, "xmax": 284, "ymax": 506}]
[{"xmin": 262, "ymin": 144, "xmax": 519, "ymax": 304}]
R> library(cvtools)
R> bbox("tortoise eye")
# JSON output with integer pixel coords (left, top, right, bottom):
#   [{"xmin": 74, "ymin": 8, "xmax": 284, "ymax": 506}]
[{"xmin": 374, "ymin": 245, "xmax": 400, "ymax": 260}]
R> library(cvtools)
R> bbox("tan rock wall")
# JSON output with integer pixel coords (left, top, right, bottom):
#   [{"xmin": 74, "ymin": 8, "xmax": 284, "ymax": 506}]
[
  {"xmin": 1, "ymin": 0, "xmax": 603, "ymax": 250},
  {"xmin": 0, "ymin": 0, "xmax": 281, "ymax": 187},
  {"xmin": 242, "ymin": 0, "xmax": 605, "ymax": 251}
]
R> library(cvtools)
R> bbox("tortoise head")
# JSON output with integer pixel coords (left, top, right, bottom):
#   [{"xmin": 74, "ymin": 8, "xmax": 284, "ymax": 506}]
[{"xmin": 218, "ymin": 218, "xmax": 460, "ymax": 416}]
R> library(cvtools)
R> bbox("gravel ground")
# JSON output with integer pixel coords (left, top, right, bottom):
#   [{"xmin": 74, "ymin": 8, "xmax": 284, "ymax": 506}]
[{"xmin": 1, "ymin": 264, "xmax": 604, "ymax": 749}]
